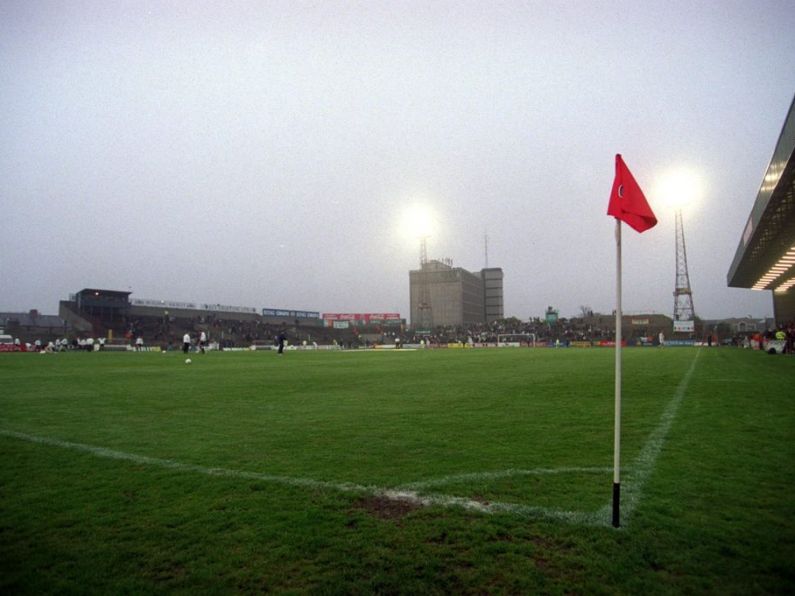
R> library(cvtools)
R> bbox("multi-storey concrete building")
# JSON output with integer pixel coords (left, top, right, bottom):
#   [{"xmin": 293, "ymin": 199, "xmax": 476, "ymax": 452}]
[
  {"xmin": 482, "ymin": 268, "xmax": 504, "ymax": 323},
  {"xmin": 409, "ymin": 260, "xmax": 503, "ymax": 329}
]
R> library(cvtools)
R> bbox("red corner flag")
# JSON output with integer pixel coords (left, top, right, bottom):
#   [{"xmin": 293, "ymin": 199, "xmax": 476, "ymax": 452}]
[{"xmin": 607, "ymin": 154, "xmax": 657, "ymax": 233}]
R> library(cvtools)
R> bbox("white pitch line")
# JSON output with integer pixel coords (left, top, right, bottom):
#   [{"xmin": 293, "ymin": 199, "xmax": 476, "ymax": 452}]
[
  {"xmin": 399, "ymin": 466, "xmax": 614, "ymax": 491},
  {"xmin": 0, "ymin": 350, "xmax": 699, "ymax": 528},
  {"xmin": 0, "ymin": 429, "xmax": 372, "ymax": 493},
  {"xmin": 399, "ymin": 349, "xmax": 702, "ymax": 526},
  {"xmin": 614, "ymin": 348, "xmax": 701, "ymax": 523},
  {"xmin": 0, "ymin": 428, "xmax": 607, "ymax": 525}
]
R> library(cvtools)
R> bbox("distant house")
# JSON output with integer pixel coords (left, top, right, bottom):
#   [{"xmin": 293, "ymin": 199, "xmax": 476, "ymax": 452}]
[
  {"xmin": 0, "ymin": 309, "xmax": 68, "ymax": 341},
  {"xmin": 701, "ymin": 317, "xmax": 775, "ymax": 335}
]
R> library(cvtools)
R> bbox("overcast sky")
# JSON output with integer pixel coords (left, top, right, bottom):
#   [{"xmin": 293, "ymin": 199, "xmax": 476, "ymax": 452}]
[{"xmin": 2, "ymin": 0, "xmax": 794, "ymax": 320}]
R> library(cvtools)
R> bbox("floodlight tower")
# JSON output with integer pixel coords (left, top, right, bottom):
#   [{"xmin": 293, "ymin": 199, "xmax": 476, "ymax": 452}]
[
  {"xmin": 673, "ymin": 209, "xmax": 695, "ymax": 328},
  {"xmin": 417, "ymin": 236, "xmax": 433, "ymax": 331}
]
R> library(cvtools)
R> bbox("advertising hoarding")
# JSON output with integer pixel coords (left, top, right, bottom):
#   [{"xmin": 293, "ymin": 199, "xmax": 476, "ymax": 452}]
[
  {"xmin": 321, "ymin": 313, "xmax": 402, "ymax": 327},
  {"xmin": 262, "ymin": 308, "xmax": 320, "ymax": 319}
]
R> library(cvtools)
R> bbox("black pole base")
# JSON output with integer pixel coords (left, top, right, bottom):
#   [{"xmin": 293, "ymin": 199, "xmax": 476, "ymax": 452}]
[{"xmin": 612, "ymin": 482, "xmax": 621, "ymax": 528}]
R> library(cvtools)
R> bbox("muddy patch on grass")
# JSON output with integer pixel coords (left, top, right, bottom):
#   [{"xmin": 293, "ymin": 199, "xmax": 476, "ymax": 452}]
[{"xmin": 352, "ymin": 494, "xmax": 423, "ymax": 520}]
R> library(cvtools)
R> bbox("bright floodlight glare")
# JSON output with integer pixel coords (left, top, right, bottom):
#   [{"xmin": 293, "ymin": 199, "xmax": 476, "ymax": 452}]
[
  {"xmin": 399, "ymin": 204, "xmax": 436, "ymax": 239},
  {"xmin": 653, "ymin": 166, "xmax": 703, "ymax": 211}
]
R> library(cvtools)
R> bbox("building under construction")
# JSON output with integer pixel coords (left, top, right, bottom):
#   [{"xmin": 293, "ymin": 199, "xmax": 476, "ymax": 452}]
[{"xmin": 408, "ymin": 260, "xmax": 503, "ymax": 329}]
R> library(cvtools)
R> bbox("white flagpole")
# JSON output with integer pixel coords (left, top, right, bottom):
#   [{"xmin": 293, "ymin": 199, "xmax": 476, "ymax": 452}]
[{"xmin": 613, "ymin": 219, "xmax": 622, "ymax": 528}]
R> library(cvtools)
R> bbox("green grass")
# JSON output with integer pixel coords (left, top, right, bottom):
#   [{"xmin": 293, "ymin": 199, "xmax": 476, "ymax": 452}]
[{"xmin": 1, "ymin": 347, "xmax": 793, "ymax": 593}]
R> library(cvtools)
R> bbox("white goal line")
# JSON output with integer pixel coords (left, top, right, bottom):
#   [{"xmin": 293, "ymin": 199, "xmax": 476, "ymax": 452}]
[{"xmin": 0, "ymin": 350, "xmax": 699, "ymax": 527}]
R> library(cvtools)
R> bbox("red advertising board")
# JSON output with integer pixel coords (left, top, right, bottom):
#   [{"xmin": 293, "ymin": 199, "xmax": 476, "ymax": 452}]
[{"xmin": 321, "ymin": 313, "xmax": 400, "ymax": 322}]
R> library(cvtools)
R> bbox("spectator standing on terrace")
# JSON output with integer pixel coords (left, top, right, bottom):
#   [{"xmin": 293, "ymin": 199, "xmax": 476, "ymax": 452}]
[
  {"xmin": 199, "ymin": 331, "xmax": 207, "ymax": 354},
  {"xmin": 182, "ymin": 332, "xmax": 191, "ymax": 354}
]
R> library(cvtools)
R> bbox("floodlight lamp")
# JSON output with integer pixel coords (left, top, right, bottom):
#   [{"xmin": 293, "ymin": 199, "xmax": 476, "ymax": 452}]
[
  {"xmin": 652, "ymin": 166, "xmax": 703, "ymax": 212},
  {"xmin": 399, "ymin": 203, "xmax": 436, "ymax": 240}
]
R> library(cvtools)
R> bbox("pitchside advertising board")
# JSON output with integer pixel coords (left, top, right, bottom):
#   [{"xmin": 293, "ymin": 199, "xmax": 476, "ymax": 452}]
[
  {"xmin": 262, "ymin": 309, "xmax": 320, "ymax": 319},
  {"xmin": 321, "ymin": 313, "xmax": 402, "ymax": 328}
]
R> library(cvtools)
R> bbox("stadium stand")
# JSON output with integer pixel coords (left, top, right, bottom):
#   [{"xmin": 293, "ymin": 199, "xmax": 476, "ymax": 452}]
[{"xmin": 29, "ymin": 287, "xmax": 759, "ymax": 351}]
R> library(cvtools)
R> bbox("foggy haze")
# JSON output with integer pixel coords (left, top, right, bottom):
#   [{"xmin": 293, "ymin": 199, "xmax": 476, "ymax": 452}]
[{"xmin": 2, "ymin": 1, "xmax": 794, "ymax": 321}]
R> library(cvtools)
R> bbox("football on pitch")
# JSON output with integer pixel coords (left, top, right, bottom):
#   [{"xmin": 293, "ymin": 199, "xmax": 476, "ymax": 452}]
[{"xmin": 185, "ymin": 358, "xmax": 192, "ymax": 364}]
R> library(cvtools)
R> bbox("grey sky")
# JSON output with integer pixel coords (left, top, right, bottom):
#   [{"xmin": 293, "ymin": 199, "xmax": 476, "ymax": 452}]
[{"xmin": 2, "ymin": 0, "xmax": 794, "ymax": 320}]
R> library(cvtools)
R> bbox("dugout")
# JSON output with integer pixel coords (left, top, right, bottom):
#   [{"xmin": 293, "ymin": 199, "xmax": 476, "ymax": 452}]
[{"xmin": 727, "ymin": 95, "xmax": 795, "ymax": 325}]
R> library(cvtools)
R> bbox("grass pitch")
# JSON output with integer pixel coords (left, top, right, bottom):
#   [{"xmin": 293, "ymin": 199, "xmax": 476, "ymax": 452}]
[{"xmin": 1, "ymin": 347, "xmax": 793, "ymax": 593}]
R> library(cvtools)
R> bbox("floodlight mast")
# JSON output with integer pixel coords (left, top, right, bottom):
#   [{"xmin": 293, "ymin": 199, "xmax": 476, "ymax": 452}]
[
  {"xmin": 417, "ymin": 236, "xmax": 433, "ymax": 331},
  {"xmin": 673, "ymin": 209, "xmax": 695, "ymax": 328}
]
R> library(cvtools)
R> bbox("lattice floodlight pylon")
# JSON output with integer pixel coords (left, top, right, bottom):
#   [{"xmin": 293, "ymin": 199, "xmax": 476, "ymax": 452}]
[{"xmin": 673, "ymin": 209, "xmax": 695, "ymax": 325}]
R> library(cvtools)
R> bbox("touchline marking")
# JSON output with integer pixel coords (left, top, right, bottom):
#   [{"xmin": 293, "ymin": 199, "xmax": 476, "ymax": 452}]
[
  {"xmin": 0, "ymin": 428, "xmax": 604, "ymax": 525},
  {"xmin": 0, "ymin": 429, "xmax": 369, "ymax": 493},
  {"xmin": 0, "ymin": 350, "xmax": 699, "ymax": 527},
  {"xmin": 399, "ymin": 466, "xmax": 614, "ymax": 491},
  {"xmin": 609, "ymin": 348, "xmax": 702, "ymax": 524}
]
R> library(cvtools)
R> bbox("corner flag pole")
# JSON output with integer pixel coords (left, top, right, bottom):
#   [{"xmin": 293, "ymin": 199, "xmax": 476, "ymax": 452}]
[
  {"xmin": 613, "ymin": 219, "xmax": 622, "ymax": 528},
  {"xmin": 607, "ymin": 154, "xmax": 657, "ymax": 528}
]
